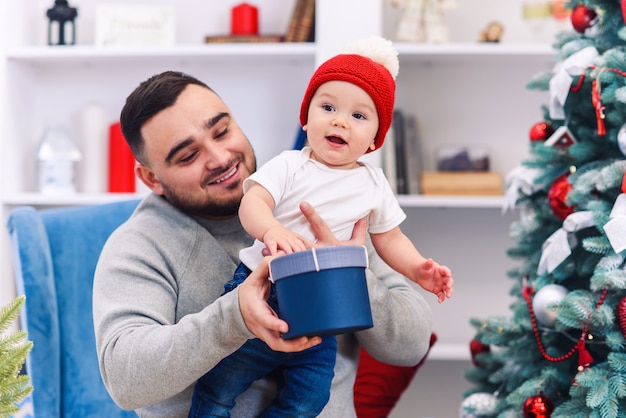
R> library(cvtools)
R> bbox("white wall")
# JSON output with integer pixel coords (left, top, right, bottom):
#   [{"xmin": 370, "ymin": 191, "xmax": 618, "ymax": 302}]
[{"xmin": 0, "ymin": 1, "xmax": 7, "ymax": 311}]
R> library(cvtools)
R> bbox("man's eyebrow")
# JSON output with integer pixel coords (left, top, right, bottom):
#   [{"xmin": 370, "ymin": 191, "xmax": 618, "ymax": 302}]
[
  {"xmin": 164, "ymin": 112, "xmax": 230, "ymax": 164},
  {"xmin": 165, "ymin": 138, "xmax": 193, "ymax": 165},
  {"xmin": 206, "ymin": 112, "xmax": 230, "ymax": 130}
]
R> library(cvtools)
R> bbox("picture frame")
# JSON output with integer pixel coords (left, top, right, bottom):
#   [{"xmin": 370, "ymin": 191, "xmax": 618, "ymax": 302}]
[{"xmin": 95, "ymin": 3, "xmax": 176, "ymax": 46}]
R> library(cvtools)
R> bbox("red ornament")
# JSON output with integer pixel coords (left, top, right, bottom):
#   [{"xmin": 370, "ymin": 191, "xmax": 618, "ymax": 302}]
[
  {"xmin": 548, "ymin": 173, "xmax": 574, "ymax": 220},
  {"xmin": 618, "ymin": 296, "xmax": 626, "ymax": 338},
  {"xmin": 622, "ymin": 0, "xmax": 626, "ymax": 24},
  {"xmin": 523, "ymin": 393, "xmax": 554, "ymax": 418},
  {"xmin": 529, "ymin": 122, "xmax": 555, "ymax": 142},
  {"xmin": 469, "ymin": 339, "xmax": 490, "ymax": 367},
  {"xmin": 571, "ymin": 4, "xmax": 597, "ymax": 33}
]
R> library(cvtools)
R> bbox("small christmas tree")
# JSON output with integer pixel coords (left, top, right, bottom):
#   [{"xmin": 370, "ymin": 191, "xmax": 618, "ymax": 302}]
[
  {"xmin": 0, "ymin": 296, "xmax": 33, "ymax": 418},
  {"xmin": 462, "ymin": 1, "xmax": 626, "ymax": 417}
]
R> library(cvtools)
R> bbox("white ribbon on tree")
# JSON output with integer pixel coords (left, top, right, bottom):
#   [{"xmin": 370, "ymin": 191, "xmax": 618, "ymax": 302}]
[
  {"xmin": 538, "ymin": 211, "xmax": 596, "ymax": 274},
  {"xmin": 549, "ymin": 46, "xmax": 599, "ymax": 120},
  {"xmin": 603, "ymin": 193, "xmax": 626, "ymax": 253}
]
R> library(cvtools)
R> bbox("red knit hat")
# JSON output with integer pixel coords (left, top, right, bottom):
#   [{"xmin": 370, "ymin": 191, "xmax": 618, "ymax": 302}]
[{"xmin": 299, "ymin": 37, "xmax": 399, "ymax": 153}]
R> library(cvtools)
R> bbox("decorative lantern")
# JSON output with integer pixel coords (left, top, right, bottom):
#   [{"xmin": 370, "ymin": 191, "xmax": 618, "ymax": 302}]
[{"xmin": 47, "ymin": 0, "xmax": 78, "ymax": 45}]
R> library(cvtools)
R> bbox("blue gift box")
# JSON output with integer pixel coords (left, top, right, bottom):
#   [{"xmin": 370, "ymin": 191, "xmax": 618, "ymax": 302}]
[{"xmin": 269, "ymin": 245, "xmax": 373, "ymax": 339}]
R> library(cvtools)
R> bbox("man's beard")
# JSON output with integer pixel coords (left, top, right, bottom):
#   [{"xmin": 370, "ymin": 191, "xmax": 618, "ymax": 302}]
[
  {"xmin": 160, "ymin": 180, "xmax": 243, "ymax": 218},
  {"xmin": 158, "ymin": 152, "xmax": 256, "ymax": 218}
]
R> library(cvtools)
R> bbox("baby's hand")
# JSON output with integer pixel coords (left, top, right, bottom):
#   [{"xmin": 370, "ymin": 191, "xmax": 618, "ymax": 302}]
[
  {"xmin": 263, "ymin": 225, "xmax": 308, "ymax": 256},
  {"xmin": 414, "ymin": 258, "xmax": 454, "ymax": 303}
]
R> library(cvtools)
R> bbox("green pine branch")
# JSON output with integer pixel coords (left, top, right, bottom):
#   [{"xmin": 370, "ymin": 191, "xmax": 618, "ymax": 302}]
[{"xmin": 0, "ymin": 296, "xmax": 33, "ymax": 418}]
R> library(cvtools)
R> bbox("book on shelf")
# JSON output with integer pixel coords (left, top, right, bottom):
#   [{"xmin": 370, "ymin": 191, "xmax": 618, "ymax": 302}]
[
  {"xmin": 204, "ymin": 34, "xmax": 284, "ymax": 43},
  {"xmin": 403, "ymin": 113, "xmax": 422, "ymax": 195},
  {"xmin": 381, "ymin": 124, "xmax": 397, "ymax": 193},
  {"xmin": 285, "ymin": 0, "xmax": 315, "ymax": 42},
  {"xmin": 391, "ymin": 109, "xmax": 408, "ymax": 194},
  {"xmin": 383, "ymin": 109, "xmax": 422, "ymax": 195},
  {"xmin": 420, "ymin": 171, "xmax": 503, "ymax": 195}
]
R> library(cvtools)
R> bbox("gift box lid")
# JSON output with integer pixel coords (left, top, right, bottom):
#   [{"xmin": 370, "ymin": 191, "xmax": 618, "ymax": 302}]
[{"xmin": 269, "ymin": 245, "xmax": 368, "ymax": 281}]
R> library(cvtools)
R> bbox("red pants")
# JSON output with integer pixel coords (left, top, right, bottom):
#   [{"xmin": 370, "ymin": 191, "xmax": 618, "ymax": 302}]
[{"xmin": 354, "ymin": 333, "xmax": 437, "ymax": 417}]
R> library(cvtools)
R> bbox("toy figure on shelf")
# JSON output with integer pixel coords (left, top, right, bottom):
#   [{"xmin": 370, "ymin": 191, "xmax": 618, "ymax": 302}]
[
  {"xmin": 479, "ymin": 21, "xmax": 504, "ymax": 43},
  {"xmin": 389, "ymin": 0, "xmax": 457, "ymax": 43}
]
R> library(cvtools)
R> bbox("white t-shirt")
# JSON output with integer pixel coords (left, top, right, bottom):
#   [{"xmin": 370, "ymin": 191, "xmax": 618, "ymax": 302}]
[{"xmin": 239, "ymin": 147, "xmax": 406, "ymax": 269}]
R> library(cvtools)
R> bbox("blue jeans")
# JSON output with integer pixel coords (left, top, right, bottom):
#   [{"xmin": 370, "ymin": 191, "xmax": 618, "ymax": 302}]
[{"xmin": 189, "ymin": 263, "xmax": 337, "ymax": 418}]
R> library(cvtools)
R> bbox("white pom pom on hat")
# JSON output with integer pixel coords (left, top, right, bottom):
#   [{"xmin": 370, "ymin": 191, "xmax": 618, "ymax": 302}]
[{"xmin": 342, "ymin": 36, "xmax": 399, "ymax": 80}]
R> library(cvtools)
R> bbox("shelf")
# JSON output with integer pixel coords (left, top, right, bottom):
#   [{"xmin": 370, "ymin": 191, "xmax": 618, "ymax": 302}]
[
  {"xmin": 427, "ymin": 343, "xmax": 471, "ymax": 361},
  {"xmin": 2, "ymin": 193, "xmax": 144, "ymax": 207},
  {"xmin": 5, "ymin": 42, "xmax": 555, "ymax": 66},
  {"xmin": 397, "ymin": 194, "xmax": 505, "ymax": 209},
  {"xmin": 395, "ymin": 42, "xmax": 557, "ymax": 64},
  {"xmin": 6, "ymin": 43, "xmax": 317, "ymax": 66}
]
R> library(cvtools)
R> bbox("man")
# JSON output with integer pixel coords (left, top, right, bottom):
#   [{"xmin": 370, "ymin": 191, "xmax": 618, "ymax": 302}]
[{"xmin": 93, "ymin": 70, "xmax": 433, "ymax": 417}]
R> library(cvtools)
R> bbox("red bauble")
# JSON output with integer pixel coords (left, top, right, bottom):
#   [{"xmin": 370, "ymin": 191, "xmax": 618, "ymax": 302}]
[
  {"xmin": 529, "ymin": 122, "xmax": 555, "ymax": 142},
  {"xmin": 469, "ymin": 339, "xmax": 490, "ymax": 367},
  {"xmin": 523, "ymin": 393, "xmax": 554, "ymax": 418},
  {"xmin": 618, "ymin": 296, "xmax": 626, "ymax": 339},
  {"xmin": 571, "ymin": 4, "xmax": 597, "ymax": 33},
  {"xmin": 548, "ymin": 173, "xmax": 574, "ymax": 220},
  {"xmin": 622, "ymin": 0, "xmax": 626, "ymax": 24}
]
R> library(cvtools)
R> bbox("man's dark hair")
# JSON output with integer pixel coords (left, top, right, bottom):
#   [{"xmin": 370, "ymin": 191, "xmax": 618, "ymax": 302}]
[{"xmin": 120, "ymin": 71, "xmax": 214, "ymax": 164}]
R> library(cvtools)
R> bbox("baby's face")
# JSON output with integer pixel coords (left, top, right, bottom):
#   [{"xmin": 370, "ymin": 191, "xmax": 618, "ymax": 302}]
[{"xmin": 304, "ymin": 81, "xmax": 378, "ymax": 169}]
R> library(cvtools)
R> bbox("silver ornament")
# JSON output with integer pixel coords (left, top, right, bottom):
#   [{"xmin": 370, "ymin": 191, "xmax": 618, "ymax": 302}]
[
  {"xmin": 459, "ymin": 392, "xmax": 498, "ymax": 418},
  {"xmin": 532, "ymin": 284, "xmax": 568, "ymax": 327}
]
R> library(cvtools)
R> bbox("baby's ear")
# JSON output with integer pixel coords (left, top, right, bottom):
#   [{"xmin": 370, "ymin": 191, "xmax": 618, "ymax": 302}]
[
  {"xmin": 369, "ymin": 142, "xmax": 376, "ymax": 151},
  {"xmin": 302, "ymin": 124, "xmax": 308, "ymax": 131}
]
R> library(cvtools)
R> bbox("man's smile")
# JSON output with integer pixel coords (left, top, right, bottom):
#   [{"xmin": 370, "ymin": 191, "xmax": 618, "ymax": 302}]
[{"xmin": 214, "ymin": 165, "xmax": 238, "ymax": 184}]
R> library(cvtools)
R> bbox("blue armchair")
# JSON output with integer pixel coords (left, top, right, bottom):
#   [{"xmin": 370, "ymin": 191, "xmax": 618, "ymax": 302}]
[{"xmin": 7, "ymin": 200, "xmax": 141, "ymax": 418}]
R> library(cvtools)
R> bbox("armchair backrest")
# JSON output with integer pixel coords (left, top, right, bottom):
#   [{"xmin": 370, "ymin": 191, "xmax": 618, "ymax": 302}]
[{"xmin": 7, "ymin": 200, "xmax": 141, "ymax": 418}]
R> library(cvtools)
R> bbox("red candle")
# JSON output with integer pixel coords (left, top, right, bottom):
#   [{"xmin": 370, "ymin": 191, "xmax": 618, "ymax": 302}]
[
  {"xmin": 108, "ymin": 121, "xmax": 136, "ymax": 193},
  {"xmin": 231, "ymin": 3, "xmax": 259, "ymax": 36}
]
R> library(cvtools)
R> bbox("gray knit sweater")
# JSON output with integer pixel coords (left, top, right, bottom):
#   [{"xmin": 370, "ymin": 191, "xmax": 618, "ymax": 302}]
[{"xmin": 93, "ymin": 193, "xmax": 433, "ymax": 417}]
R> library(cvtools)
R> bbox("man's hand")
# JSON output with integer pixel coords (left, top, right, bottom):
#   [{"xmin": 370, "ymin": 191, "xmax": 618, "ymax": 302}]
[
  {"xmin": 238, "ymin": 256, "xmax": 321, "ymax": 351},
  {"xmin": 299, "ymin": 201, "xmax": 367, "ymax": 247}
]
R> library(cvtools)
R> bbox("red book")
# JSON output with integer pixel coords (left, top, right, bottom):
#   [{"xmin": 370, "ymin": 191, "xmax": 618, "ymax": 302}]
[{"xmin": 108, "ymin": 121, "xmax": 136, "ymax": 193}]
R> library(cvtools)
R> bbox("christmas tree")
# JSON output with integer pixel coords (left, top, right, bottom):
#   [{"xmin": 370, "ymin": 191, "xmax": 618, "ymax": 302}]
[{"xmin": 462, "ymin": 2, "xmax": 626, "ymax": 417}]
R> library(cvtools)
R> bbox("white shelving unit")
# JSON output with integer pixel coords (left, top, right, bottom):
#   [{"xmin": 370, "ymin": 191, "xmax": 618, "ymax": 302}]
[
  {"xmin": 1, "ymin": 1, "xmax": 560, "ymax": 416},
  {"xmin": 397, "ymin": 194, "xmax": 506, "ymax": 209},
  {"xmin": 5, "ymin": 43, "xmax": 318, "ymax": 64}
]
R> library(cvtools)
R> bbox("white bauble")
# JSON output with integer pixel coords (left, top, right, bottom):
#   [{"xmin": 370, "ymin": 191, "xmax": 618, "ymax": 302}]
[
  {"xmin": 459, "ymin": 392, "xmax": 498, "ymax": 418},
  {"xmin": 532, "ymin": 284, "xmax": 569, "ymax": 327}
]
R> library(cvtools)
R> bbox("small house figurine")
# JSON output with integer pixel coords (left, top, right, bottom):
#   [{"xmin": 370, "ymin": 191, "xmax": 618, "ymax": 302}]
[{"xmin": 37, "ymin": 126, "xmax": 82, "ymax": 194}]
